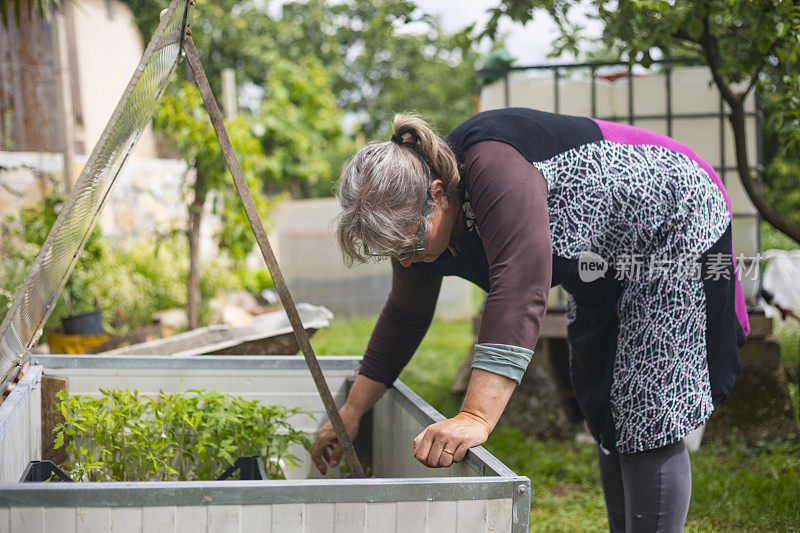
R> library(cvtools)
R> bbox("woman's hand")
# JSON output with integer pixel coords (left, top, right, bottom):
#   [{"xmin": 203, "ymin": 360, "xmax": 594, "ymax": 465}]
[
  {"xmin": 413, "ymin": 369, "xmax": 517, "ymax": 468},
  {"xmin": 413, "ymin": 411, "xmax": 491, "ymax": 468},
  {"xmin": 309, "ymin": 374, "xmax": 388, "ymax": 475},
  {"xmin": 309, "ymin": 405, "xmax": 361, "ymax": 475}
]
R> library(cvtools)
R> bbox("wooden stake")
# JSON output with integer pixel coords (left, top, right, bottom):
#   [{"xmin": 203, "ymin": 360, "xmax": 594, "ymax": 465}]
[
  {"xmin": 41, "ymin": 375, "xmax": 68, "ymax": 465},
  {"xmin": 182, "ymin": 36, "xmax": 365, "ymax": 478}
]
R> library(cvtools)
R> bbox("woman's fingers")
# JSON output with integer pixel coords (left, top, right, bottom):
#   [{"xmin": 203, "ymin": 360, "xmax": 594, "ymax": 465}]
[
  {"xmin": 310, "ymin": 421, "xmax": 337, "ymax": 474},
  {"xmin": 311, "ymin": 441, "xmax": 335, "ymax": 474},
  {"xmin": 312, "ymin": 450, "xmax": 329, "ymax": 474},
  {"xmin": 414, "ymin": 427, "xmax": 463, "ymax": 468},
  {"xmin": 426, "ymin": 438, "xmax": 447, "ymax": 468},
  {"xmin": 413, "ymin": 428, "xmax": 434, "ymax": 465},
  {"xmin": 310, "ymin": 411, "xmax": 362, "ymax": 475},
  {"xmin": 328, "ymin": 442, "xmax": 345, "ymax": 467},
  {"xmin": 417, "ymin": 432, "xmax": 459, "ymax": 468},
  {"xmin": 452, "ymin": 441, "xmax": 471, "ymax": 464},
  {"xmin": 437, "ymin": 442, "xmax": 458, "ymax": 468}
]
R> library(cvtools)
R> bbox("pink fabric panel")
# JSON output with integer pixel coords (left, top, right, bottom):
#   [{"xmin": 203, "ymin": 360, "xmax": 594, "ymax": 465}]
[{"xmin": 591, "ymin": 118, "xmax": 750, "ymax": 337}]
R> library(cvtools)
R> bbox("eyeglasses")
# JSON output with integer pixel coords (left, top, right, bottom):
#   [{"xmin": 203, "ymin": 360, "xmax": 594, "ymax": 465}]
[{"xmin": 369, "ymin": 194, "xmax": 428, "ymax": 258}]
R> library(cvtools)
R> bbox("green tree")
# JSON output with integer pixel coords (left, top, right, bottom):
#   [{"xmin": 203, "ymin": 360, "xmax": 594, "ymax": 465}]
[
  {"xmin": 125, "ymin": 0, "xmax": 480, "ymax": 142},
  {"xmin": 485, "ymin": 0, "xmax": 800, "ymax": 245},
  {"xmin": 763, "ymin": 89, "xmax": 800, "ymax": 230},
  {"xmin": 129, "ymin": 2, "xmax": 357, "ymax": 324},
  {"xmin": 277, "ymin": 0, "xmax": 480, "ymax": 138},
  {"xmin": 123, "ymin": 0, "xmax": 283, "ymax": 98},
  {"xmin": 125, "ymin": 0, "xmax": 354, "ymax": 198},
  {"xmin": 255, "ymin": 54, "xmax": 356, "ymax": 198},
  {"xmin": 154, "ymin": 80, "xmax": 272, "ymax": 329}
]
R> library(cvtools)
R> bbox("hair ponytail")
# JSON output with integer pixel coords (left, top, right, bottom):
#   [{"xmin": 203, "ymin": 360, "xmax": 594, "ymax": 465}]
[{"xmin": 392, "ymin": 114, "xmax": 460, "ymax": 193}]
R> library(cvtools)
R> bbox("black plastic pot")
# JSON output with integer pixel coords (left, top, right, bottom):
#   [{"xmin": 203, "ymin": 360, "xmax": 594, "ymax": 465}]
[{"xmin": 62, "ymin": 309, "xmax": 104, "ymax": 335}]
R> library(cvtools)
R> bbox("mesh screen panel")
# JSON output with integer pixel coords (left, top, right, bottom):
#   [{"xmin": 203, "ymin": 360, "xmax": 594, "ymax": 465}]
[{"xmin": 0, "ymin": 0, "xmax": 192, "ymax": 384}]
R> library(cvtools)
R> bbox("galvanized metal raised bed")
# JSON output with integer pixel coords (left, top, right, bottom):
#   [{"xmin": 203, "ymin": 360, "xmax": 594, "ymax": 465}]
[
  {"xmin": 98, "ymin": 304, "xmax": 333, "ymax": 357},
  {"xmin": 0, "ymin": 355, "xmax": 530, "ymax": 532}
]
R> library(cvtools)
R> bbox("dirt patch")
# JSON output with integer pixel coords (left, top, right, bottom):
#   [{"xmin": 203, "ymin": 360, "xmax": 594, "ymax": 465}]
[{"xmin": 550, "ymin": 482, "xmax": 585, "ymax": 497}]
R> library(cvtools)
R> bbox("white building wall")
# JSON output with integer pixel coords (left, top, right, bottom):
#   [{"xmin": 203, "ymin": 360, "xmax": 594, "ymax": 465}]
[{"xmin": 69, "ymin": 0, "xmax": 157, "ymax": 159}]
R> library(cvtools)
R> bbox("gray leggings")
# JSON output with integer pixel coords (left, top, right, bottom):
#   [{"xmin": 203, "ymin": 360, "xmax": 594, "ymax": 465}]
[{"xmin": 597, "ymin": 440, "xmax": 691, "ymax": 533}]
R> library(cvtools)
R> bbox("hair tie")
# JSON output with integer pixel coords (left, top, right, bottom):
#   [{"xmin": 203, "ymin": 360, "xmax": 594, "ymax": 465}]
[{"xmin": 390, "ymin": 134, "xmax": 403, "ymax": 145}]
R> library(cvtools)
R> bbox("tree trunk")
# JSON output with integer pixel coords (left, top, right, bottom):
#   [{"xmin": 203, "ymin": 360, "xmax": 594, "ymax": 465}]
[
  {"xmin": 187, "ymin": 169, "xmax": 206, "ymax": 331},
  {"xmin": 727, "ymin": 100, "xmax": 800, "ymax": 245},
  {"xmin": 698, "ymin": 27, "xmax": 800, "ymax": 246},
  {"xmin": 289, "ymin": 178, "xmax": 312, "ymax": 199}
]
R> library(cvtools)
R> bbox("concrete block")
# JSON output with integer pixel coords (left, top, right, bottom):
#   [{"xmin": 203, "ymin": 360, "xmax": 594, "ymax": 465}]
[
  {"xmin": 746, "ymin": 312, "xmax": 773, "ymax": 339},
  {"xmin": 704, "ymin": 337, "xmax": 797, "ymax": 446},
  {"xmin": 539, "ymin": 311, "xmax": 568, "ymax": 339},
  {"xmin": 501, "ymin": 337, "xmax": 579, "ymax": 439},
  {"xmin": 737, "ymin": 336, "xmax": 781, "ymax": 371}
]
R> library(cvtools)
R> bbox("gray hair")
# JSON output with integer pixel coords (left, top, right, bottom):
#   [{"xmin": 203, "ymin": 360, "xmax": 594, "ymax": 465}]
[{"xmin": 335, "ymin": 114, "xmax": 460, "ymax": 265}]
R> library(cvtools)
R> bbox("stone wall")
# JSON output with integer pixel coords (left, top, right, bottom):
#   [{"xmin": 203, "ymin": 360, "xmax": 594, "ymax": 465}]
[{"xmin": 0, "ymin": 151, "xmax": 190, "ymax": 245}]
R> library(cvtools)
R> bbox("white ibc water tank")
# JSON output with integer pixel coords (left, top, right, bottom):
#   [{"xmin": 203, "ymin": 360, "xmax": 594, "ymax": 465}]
[{"xmin": 480, "ymin": 65, "xmax": 762, "ymax": 304}]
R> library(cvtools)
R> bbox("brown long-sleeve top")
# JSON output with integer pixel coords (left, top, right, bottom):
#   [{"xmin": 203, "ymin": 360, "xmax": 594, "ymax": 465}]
[{"xmin": 359, "ymin": 141, "xmax": 553, "ymax": 387}]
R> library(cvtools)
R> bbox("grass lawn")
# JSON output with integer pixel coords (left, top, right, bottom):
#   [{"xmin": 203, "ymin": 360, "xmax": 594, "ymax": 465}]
[{"xmin": 312, "ymin": 317, "xmax": 800, "ymax": 532}]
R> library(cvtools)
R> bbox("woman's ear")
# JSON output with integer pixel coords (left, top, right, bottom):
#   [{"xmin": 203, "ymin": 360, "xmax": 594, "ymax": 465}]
[{"xmin": 429, "ymin": 179, "xmax": 449, "ymax": 208}]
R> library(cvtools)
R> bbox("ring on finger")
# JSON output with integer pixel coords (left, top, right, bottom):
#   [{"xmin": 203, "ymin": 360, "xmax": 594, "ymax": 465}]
[{"xmin": 443, "ymin": 449, "xmax": 454, "ymax": 455}]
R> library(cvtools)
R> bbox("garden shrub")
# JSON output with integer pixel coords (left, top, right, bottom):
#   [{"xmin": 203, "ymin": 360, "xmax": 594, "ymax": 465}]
[{"xmin": 1, "ymin": 193, "xmax": 275, "ymax": 335}]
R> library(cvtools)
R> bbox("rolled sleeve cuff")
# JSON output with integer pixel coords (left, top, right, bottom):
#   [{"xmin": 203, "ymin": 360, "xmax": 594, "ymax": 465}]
[{"xmin": 470, "ymin": 343, "xmax": 533, "ymax": 385}]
